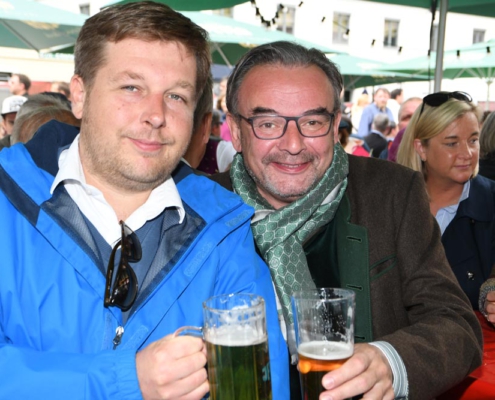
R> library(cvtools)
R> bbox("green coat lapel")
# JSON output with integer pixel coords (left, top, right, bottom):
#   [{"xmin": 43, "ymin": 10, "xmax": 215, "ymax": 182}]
[{"xmin": 334, "ymin": 193, "xmax": 373, "ymax": 343}]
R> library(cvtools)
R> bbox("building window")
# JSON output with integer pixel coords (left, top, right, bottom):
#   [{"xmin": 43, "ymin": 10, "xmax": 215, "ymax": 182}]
[
  {"xmin": 430, "ymin": 24, "xmax": 438, "ymax": 52},
  {"xmin": 383, "ymin": 19, "xmax": 399, "ymax": 47},
  {"xmin": 212, "ymin": 8, "xmax": 233, "ymax": 18},
  {"xmin": 333, "ymin": 13, "xmax": 350, "ymax": 45},
  {"xmin": 277, "ymin": 5, "xmax": 295, "ymax": 34},
  {"xmin": 79, "ymin": 3, "xmax": 90, "ymax": 15},
  {"xmin": 473, "ymin": 29, "xmax": 485, "ymax": 44}
]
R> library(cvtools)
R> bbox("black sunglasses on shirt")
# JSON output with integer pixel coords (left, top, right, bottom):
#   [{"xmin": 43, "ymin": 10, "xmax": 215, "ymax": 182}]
[{"xmin": 104, "ymin": 221, "xmax": 142, "ymax": 311}]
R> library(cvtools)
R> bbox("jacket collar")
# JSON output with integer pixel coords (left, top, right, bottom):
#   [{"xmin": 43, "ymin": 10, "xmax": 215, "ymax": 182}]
[{"xmin": 456, "ymin": 175, "xmax": 494, "ymax": 222}]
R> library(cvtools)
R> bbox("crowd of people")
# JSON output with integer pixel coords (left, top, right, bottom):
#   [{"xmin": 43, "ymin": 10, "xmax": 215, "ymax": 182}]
[{"xmin": 0, "ymin": 1, "xmax": 493, "ymax": 399}]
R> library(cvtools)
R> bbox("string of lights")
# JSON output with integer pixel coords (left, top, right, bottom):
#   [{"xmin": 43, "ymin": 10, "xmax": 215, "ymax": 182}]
[{"xmin": 246, "ymin": 1, "xmax": 492, "ymax": 57}]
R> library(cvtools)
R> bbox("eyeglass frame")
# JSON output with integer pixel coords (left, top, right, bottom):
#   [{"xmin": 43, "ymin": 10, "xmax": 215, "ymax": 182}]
[
  {"xmin": 104, "ymin": 220, "xmax": 142, "ymax": 312},
  {"xmin": 419, "ymin": 91, "xmax": 472, "ymax": 117},
  {"xmin": 236, "ymin": 110, "xmax": 336, "ymax": 140}
]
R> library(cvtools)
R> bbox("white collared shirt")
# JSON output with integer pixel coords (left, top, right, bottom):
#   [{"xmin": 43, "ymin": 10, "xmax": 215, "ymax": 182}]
[
  {"xmin": 50, "ymin": 135, "xmax": 185, "ymax": 245},
  {"xmin": 435, "ymin": 180, "xmax": 470, "ymax": 235}
]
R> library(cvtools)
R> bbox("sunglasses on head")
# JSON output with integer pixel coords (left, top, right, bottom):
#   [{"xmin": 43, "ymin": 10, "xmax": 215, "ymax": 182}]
[
  {"xmin": 104, "ymin": 221, "xmax": 142, "ymax": 311},
  {"xmin": 419, "ymin": 91, "xmax": 472, "ymax": 117}
]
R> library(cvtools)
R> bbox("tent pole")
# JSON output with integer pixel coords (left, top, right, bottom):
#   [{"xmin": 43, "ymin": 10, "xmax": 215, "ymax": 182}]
[{"xmin": 434, "ymin": 0, "xmax": 448, "ymax": 92}]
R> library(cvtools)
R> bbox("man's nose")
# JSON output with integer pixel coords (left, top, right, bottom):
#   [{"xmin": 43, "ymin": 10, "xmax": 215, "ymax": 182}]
[
  {"xmin": 142, "ymin": 93, "xmax": 166, "ymax": 129},
  {"xmin": 278, "ymin": 120, "xmax": 306, "ymax": 154}
]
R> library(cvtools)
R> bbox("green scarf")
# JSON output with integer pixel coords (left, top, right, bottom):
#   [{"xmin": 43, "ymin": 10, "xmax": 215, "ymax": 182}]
[{"xmin": 230, "ymin": 143, "xmax": 349, "ymax": 354}]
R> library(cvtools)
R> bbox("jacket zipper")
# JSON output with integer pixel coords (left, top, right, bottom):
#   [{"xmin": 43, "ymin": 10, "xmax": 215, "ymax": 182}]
[{"xmin": 113, "ymin": 326, "xmax": 124, "ymax": 349}]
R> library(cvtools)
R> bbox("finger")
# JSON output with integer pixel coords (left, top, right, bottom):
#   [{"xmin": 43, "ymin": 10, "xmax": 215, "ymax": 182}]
[
  {"xmin": 485, "ymin": 301, "xmax": 495, "ymax": 314},
  {"xmin": 161, "ymin": 336, "xmax": 205, "ymax": 360},
  {"xmin": 486, "ymin": 292, "xmax": 495, "ymax": 301},
  {"xmin": 361, "ymin": 382, "xmax": 395, "ymax": 400},
  {"xmin": 322, "ymin": 353, "xmax": 368, "ymax": 390},
  {"xmin": 161, "ymin": 367, "xmax": 209, "ymax": 400},
  {"xmin": 171, "ymin": 352, "xmax": 208, "ymax": 381},
  {"xmin": 178, "ymin": 378, "xmax": 210, "ymax": 400}
]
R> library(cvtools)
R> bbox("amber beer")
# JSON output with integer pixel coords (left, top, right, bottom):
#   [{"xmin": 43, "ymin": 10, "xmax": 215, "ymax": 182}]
[
  {"xmin": 298, "ymin": 341, "xmax": 353, "ymax": 400},
  {"xmin": 206, "ymin": 329, "xmax": 272, "ymax": 400}
]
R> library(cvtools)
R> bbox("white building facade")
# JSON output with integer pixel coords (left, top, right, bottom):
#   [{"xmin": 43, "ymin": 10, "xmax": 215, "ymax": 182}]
[{"xmin": 11, "ymin": 0, "xmax": 495, "ymax": 107}]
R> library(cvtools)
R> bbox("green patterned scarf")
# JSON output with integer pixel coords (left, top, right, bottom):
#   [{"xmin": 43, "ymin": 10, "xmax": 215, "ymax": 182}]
[{"xmin": 230, "ymin": 143, "xmax": 349, "ymax": 355}]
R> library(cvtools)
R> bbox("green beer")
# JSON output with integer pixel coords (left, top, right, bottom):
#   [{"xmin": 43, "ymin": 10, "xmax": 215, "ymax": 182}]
[{"xmin": 206, "ymin": 333, "xmax": 272, "ymax": 400}]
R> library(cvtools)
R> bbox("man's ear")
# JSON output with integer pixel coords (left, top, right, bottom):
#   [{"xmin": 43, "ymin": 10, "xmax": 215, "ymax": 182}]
[
  {"xmin": 70, "ymin": 75, "xmax": 86, "ymax": 119},
  {"xmin": 333, "ymin": 112, "xmax": 342, "ymax": 144},
  {"xmin": 227, "ymin": 112, "xmax": 242, "ymax": 152}
]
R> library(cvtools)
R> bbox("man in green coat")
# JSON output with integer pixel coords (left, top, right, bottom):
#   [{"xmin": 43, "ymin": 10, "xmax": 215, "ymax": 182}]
[{"xmin": 211, "ymin": 41, "xmax": 482, "ymax": 400}]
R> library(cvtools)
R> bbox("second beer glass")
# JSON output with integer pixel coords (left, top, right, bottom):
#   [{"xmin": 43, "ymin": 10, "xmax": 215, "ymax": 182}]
[{"xmin": 292, "ymin": 288, "xmax": 355, "ymax": 400}]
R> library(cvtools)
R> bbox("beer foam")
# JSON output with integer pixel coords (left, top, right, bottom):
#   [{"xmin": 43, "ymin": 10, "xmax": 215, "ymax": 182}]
[
  {"xmin": 298, "ymin": 341, "xmax": 353, "ymax": 360},
  {"xmin": 206, "ymin": 325, "xmax": 267, "ymax": 347}
]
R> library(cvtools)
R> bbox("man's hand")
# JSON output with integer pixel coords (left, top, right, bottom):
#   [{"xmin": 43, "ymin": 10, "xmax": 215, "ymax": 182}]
[
  {"xmin": 136, "ymin": 334, "xmax": 209, "ymax": 400},
  {"xmin": 319, "ymin": 343, "xmax": 394, "ymax": 400},
  {"xmin": 484, "ymin": 291, "xmax": 495, "ymax": 324}
]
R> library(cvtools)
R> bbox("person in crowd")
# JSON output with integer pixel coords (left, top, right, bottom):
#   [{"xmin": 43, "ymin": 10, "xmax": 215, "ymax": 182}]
[
  {"xmin": 8, "ymin": 73, "xmax": 31, "ymax": 96},
  {"xmin": 211, "ymin": 41, "xmax": 482, "ymax": 400},
  {"xmin": 338, "ymin": 116, "xmax": 369, "ymax": 157},
  {"xmin": 350, "ymin": 91, "xmax": 370, "ymax": 133},
  {"xmin": 387, "ymin": 97, "xmax": 422, "ymax": 162},
  {"xmin": 0, "ymin": 93, "xmax": 73, "ymax": 150},
  {"xmin": 196, "ymin": 109, "xmax": 237, "ymax": 174},
  {"xmin": 479, "ymin": 111, "xmax": 495, "ymax": 180},
  {"xmin": 357, "ymin": 87, "xmax": 394, "ymax": 137},
  {"xmin": 397, "ymin": 91, "xmax": 495, "ymax": 318},
  {"xmin": 182, "ymin": 76, "xmax": 214, "ymax": 169},
  {"xmin": 183, "ymin": 78, "xmax": 236, "ymax": 174},
  {"xmin": 364, "ymin": 113, "xmax": 390, "ymax": 158},
  {"xmin": 481, "ymin": 110, "xmax": 492, "ymax": 129},
  {"xmin": 10, "ymin": 104, "xmax": 80, "ymax": 146},
  {"xmin": 50, "ymin": 81, "xmax": 71, "ymax": 101},
  {"xmin": 0, "ymin": 3, "xmax": 289, "ymax": 399},
  {"xmin": 0, "ymin": 95, "xmax": 27, "ymax": 138},
  {"xmin": 387, "ymin": 88, "xmax": 403, "ymax": 123}
]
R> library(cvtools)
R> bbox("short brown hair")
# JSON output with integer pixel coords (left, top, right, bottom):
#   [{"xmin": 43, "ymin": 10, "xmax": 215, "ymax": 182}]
[
  {"xmin": 13, "ymin": 74, "xmax": 31, "ymax": 92},
  {"xmin": 74, "ymin": 1, "xmax": 211, "ymax": 100}
]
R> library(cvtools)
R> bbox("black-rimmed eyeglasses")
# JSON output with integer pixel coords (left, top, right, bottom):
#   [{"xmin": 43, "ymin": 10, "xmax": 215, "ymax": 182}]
[
  {"xmin": 104, "ymin": 221, "xmax": 142, "ymax": 311},
  {"xmin": 419, "ymin": 91, "xmax": 472, "ymax": 117},
  {"xmin": 238, "ymin": 111, "xmax": 335, "ymax": 140}
]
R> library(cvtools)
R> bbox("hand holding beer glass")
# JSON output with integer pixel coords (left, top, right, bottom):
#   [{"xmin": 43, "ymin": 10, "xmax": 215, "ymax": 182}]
[
  {"xmin": 292, "ymin": 288, "xmax": 355, "ymax": 400},
  {"xmin": 176, "ymin": 293, "xmax": 272, "ymax": 400}
]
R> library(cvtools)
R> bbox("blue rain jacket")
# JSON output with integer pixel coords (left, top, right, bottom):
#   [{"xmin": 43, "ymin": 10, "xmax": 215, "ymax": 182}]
[{"xmin": 0, "ymin": 121, "xmax": 289, "ymax": 399}]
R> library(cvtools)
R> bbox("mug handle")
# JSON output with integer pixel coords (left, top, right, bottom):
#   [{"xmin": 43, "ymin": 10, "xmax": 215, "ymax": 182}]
[{"xmin": 173, "ymin": 326, "xmax": 204, "ymax": 338}]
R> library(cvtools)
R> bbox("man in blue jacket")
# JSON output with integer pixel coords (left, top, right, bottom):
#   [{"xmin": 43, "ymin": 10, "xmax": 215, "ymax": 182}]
[{"xmin": 0, "ymin": 2, "xmax": 288, "ymax": 399}]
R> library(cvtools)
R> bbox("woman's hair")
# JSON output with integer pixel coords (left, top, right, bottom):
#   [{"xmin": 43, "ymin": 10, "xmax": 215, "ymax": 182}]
[
  {"xmin": 480, "ymin": 112, "xmax": 495, "ymax": 158},
  {"xmin": 396, "ymin": 96, "xmax": 481, "ymax": 180}
]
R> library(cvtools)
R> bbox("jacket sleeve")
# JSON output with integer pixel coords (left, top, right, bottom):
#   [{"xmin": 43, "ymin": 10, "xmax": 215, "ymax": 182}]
[
  {"xmin": 380, "ymin": 172, "xmax": 483, "ymax": 399},
  {"xmin": 210, "ymin": 217, "xmax": 290, "ymax": 400},
  {"xmin": 0, "ymin": 338, "xmax": 142, "ymax": 399}
]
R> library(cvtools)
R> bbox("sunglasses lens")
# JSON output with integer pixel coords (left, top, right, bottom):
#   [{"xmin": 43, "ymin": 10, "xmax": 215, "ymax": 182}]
[
  {"xmin": 111, "ymin": 261, "xmax": 138, "ymax": 311},
  {"xmin": 104, "ymin": 221, "xmax": 141, "ymax": 311},
  {"xmin": 122, "ymin": 227, "xmax": 142, "ymax": 262}
]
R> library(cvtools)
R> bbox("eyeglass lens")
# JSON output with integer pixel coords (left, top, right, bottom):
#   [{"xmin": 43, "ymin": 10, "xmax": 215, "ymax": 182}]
[{"xmin": 251, "ymin": 113, "xmax": 333, "ymax": 139}]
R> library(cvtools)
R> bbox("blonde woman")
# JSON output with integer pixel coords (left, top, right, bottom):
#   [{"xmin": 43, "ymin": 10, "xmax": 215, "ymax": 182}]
[{"xmin": 397, "ymin": 91, "xmax": 495, "ymax": 322}]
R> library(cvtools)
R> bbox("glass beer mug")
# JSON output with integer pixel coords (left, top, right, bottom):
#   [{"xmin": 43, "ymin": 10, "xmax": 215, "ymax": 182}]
[
  {"xmin": 291, "ymin": 288, "xmax": 355, "ymax": 400},
  {"xmin": 176, "ymin": 293, "xmax": 272, "ymax": 400}
]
